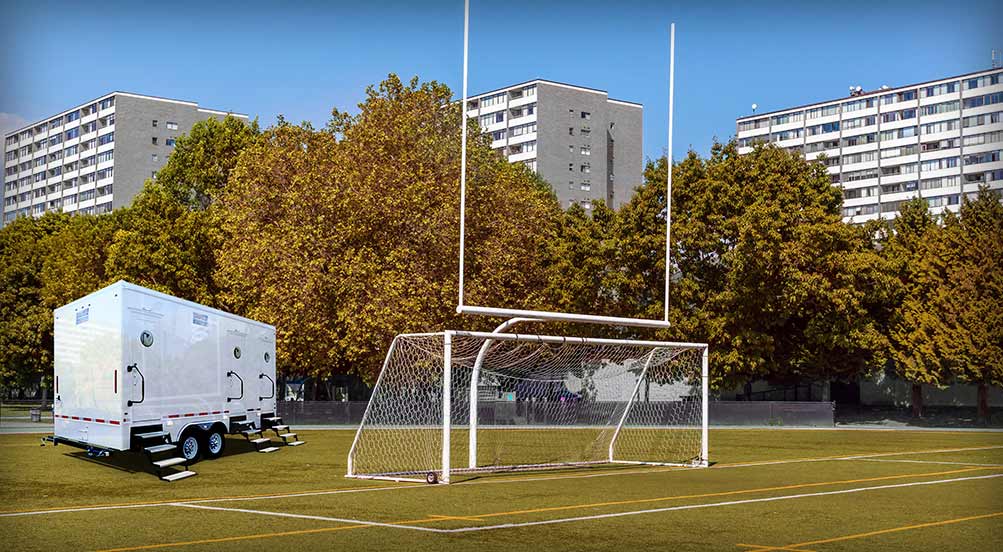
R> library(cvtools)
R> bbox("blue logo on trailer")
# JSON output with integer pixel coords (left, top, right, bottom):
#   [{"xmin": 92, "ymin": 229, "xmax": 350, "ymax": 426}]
[
  {"xmin": 76, "ymin": 308, "xmax": 89, "ymax": 325},
  {"xmin": 193, "ymin": 313, "xmax": 209, "ymax": 327}
]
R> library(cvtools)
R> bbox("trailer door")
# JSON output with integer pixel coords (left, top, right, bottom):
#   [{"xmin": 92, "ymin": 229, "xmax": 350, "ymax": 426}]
[{"xmin": 125, "ymin": 308, "xmax": 165, "ymax": 424}]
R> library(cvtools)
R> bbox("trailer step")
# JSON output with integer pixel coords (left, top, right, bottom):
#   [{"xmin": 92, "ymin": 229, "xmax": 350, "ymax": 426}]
[
  {"xmin": 152, "ymin": 457, "xmax": 187, "ymax": 469},
  {"xmin": 161, "ymin": 470, "xmax": 197, "ymax": 482},
  {"xmin": 271, "ymin": 425, "xmax": 289, "ymax": 432},
  {"xmin": 135, "ymin": 431, "xmax": 169, "ymax": 440},
  {"xmin": 258, "ymin": 446, "xmax": 280, "ymax": 453},
  {"xmin": 286, "ymin": 441, "xmax": 305, "ymax": 447},
  {"xmin": 278, "ymin": 433, "xmax": 297, "ymax": 439},
  {"xmin": 250, "ymin": 437, "xmax": 271, "ymax": 444},
  {"xmin": 241, "ymin": 429, "xmax": 262, "ymax": 437},
  {"xmin": 263, "ymin": 417, "xmax": 282, "ymax": 423},
  {"xmin": 144, "ymin": 444, "xmax": 177, "ymax": 455}
]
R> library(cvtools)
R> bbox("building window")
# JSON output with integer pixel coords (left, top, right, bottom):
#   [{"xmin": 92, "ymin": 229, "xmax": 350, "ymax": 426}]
[
  {"xmin": 166, "ymin": 138, "xmax": 176, "ymax": 147},
  {"xmin": 569, "ymin": 163, "xmax": 574, "ymax": 171},
  {"xmin": 166, "ymin": 121, "xmax": 179, "ymax": 130},
  {"xmin": 580, "ymin": 145, "xmax": 591, "ymax": 156},
  {"xmin": 98, "ymin": 132, "xmax": 114, "ymax": 145},
  {"xmin": 152, "ymin": 137, "xmax": 158, "ymax": 145},
  {"xmin": 99, "ymin": 97, "xmax": 115, "ymax": 110},
  {"xmin": 152, "ymin": 120, "xmax": 158, "ymax": 127},
  {"xmin": 580, "ymin": 163, "xmax": 591, "ymax": 173},
  {"xmin": 581, "ymin": 111, "xmax": 591, "ymax": 120},
  {"xmin": 581, "ymin": 127, "xmax": 591, "ymax": 137},
  {"xmin": 152, "ymin": 153, "xmax": 158, "ymax": 162}
]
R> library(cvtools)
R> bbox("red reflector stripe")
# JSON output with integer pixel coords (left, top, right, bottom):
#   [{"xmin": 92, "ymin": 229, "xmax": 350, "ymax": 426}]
[
  {"xmin": 211, "ymin": 411, "xmax": 221, "ymax": 415},
  {"xmin": 82, "ymin": 417, "xmax": 92, "ymax": 421},
  {"xmin": 168, "ymin": 414, "xmax": 180, "ymax": 419},
  {"xmin": 71, "ymin": 416, "xmax": 79, "ymax": 420},
  {"xmin": 184, "ymin": 413, "xmax": 195, "ymax": 417},
  {"xmin": 110, "ymin": 420, "xmax": 120, "ymax": 425},
  {"xmin": 95, "ymin": 418, "xmax": 105, "ymax": 423},
  {"xmin": 198, "ymin": 412, "xmax": 208, "ymax": 416}
]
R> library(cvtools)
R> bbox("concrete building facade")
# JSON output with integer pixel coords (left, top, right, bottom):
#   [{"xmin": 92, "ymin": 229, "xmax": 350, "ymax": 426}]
[
  {"xmin": 465, "ymin": 80, "xmax": 643, "ymax": 210},
  {"xmin": 735, "ymin": 68, "xmax": 1003, "ymax": 223},
  {"xmin": 3, "ymin": 92, "xmax": 247, "ymax": 227}
]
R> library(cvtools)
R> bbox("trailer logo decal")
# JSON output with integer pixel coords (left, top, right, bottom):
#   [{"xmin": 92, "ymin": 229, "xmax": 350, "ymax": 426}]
[
  {"xmin": 192, "ymin": 312, "xmax": 209, "ymax": 327},
  {"xmin": 75, "ymin": 308, "xmax": 89, "ymax": 325}
]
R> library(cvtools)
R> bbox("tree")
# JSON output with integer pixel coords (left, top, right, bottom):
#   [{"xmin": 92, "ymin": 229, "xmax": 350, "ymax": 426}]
[
  {"xmin": 924, "ymin": 190, "xmax": 1003, "ymax": 422},
  {"xmin": 614, "ymin": 143, "xmax": 890, "ymax": 390},
  {"xmin": 104, "ymin": 116, "xmax": 260, "ymax": 307},
  {"xmin": 39, "ymin": 210, "xmax": 122, "ymax": 309},
  {"xmin": 217, "ymin": 74, "xmax": 561, "ymax": 384},
  {"xmin": 0, "ymin": 213, "xmax": 69, "ymax": 392},
  {"xmin": 881, "ymin": 197, "xmax": 946, "ymax": 418}
]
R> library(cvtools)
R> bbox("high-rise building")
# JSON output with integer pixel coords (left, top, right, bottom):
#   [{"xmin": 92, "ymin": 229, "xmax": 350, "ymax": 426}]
[
  {"xmin": 735, "ymin": 68, "xmax": 1002, "ymax": 223},
  {"xmin": 2, "ymin": 92, "xmax": 248, "ymax": 227},
  {"xmin": 464, "ymin": 80, "xmax": 643, "ymax": 210}
]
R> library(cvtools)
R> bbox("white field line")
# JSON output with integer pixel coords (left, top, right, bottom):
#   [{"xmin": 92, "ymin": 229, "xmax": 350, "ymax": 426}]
[
  {"xmin": 845, "ymin": 458, "xmax": 1003, "ymax": 468},
  {"xmin": 161, "ymin": 473, "xmax": 1003, "ymax": 535},
  {"xmin": 441, "ymin": 473, "xmax": 1003, "ymax": 533},
  {"xmin": 4, "ymin": 445, "xmax": 1001, "ymax": 518},
  {"xmin": 171, "ymin": 503, "xmax": 445, "ymax": 533}
]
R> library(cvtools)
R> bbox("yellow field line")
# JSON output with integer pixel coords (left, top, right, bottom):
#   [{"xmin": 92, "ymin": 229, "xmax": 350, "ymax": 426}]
[
  {"xmin": 92, "ymin": 468, "xmax": 1000, "ymax": 552},
  {"xmin": 95, "ymin": 515, "xmax": 440, "ymax": 552},
  {"xmin": 455, "ymin": 466, "xmax": 994, "ymax": 519},
  {"xmin": 736, "ymin": 511, "xmax": 1003, "ymax": 552},
  {"xmin": 3, "ymin": 445, "xmax": 1000, "ymax": 517}
]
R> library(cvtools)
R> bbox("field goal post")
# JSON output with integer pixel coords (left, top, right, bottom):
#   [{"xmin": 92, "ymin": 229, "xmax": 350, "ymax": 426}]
[{"xmin": 347, "ymin": 330, "xmax": 708, "ymax": 484}]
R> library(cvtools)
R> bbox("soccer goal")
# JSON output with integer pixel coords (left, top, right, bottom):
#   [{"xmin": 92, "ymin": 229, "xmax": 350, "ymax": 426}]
[{"xmin": 347, "ymin": 331, "xmax": 708, "ymax": 484}]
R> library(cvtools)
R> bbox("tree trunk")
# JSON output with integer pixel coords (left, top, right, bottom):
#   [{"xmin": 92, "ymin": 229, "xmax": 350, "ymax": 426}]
[
  {"xmin": 40, "ymin": 384, "xmax": 48, "ymax": 410},
  {"xmin": 911, "ymin": 383, "xmax": 923, "ymax": 419},
  {"xmin": 977, "ymin": 383, "xmax": 989, "ymax": 424}
]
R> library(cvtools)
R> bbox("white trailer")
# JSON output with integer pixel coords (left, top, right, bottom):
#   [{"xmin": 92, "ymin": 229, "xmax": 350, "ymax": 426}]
[{"xmin": 49, "ymin": 281, "xmax": 303, "ymax": 481}]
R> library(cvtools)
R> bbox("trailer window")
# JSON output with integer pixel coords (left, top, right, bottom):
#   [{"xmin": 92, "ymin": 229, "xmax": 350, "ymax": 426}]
[
  {"xmin": 233, "ymin": 347, "xmax": 242, "ymax": 359},
  {"xmin": 140, "ymin": 330, "xmax": 154, "ymax": 347}
]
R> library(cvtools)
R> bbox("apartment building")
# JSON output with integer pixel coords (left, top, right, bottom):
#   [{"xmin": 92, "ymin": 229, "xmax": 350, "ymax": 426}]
[
  {"xmin": 735, "ymin": 68, "xmax": 1003, "ymax": 223},
  {"xmin": 2, "ymin": 92, "xmax": 247, "ymax": 227},
  {"xmin": 465, "ymin": 80, "xmax": 643, "ymax": 210}
]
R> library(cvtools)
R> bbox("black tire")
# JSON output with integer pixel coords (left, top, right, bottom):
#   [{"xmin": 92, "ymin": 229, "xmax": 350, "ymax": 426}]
[
  {"xmin": 426, "ymin": 472, "xmax": 439, "ymax": 485},
  {"xmin": 203, "ymin": 427, "xmax": 226, "ymax": 460},
  {"xmin": 178, "ymin": 429, "xmax": 201, "ymax": 463}
]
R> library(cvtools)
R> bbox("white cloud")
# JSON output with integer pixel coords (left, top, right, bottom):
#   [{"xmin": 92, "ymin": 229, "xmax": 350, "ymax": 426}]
[{"xmin": 0, "ymin": 112, "xmax": 29, "ymax": 137}]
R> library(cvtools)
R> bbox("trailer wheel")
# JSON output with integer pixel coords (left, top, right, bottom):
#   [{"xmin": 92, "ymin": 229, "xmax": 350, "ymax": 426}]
[
  {"xmin": 203, "ymin": 427, "xmax": 226, "ymax": 459},
  {"xmin": 178, "ymin": 430, "xmax": 201, "ymax": 462}
]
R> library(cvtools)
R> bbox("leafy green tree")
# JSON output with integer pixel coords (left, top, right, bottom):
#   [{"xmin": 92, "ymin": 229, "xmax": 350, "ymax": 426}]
[
  {"xmin": 104, "ymin": 116, "xmax": 260, "ymax": 306},
  {"xmin": 217, "ymin": 74, "xmax": 560, "ymax": 384},
  {"xmin": 614, "ymin": 143, "xmax": 891, "ymax": 390},
  {"xmin": 881, "ymin": 197, "xmax": 946, "ymax": 417},
  {"xmin": 924, "ymin": 190, "xmax": 1003, "ymax": 422},
  {"xmin": 39, "ymin": 210, "xmax": 122, "ymax": 309},
  {"xmin": 0, "ymin": 213, "xmax": 69, "ymax": 392}
]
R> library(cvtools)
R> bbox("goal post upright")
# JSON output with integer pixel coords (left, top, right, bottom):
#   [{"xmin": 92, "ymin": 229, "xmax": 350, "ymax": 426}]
[
  {"xmin": 701, "ymin": 345, "xmax": 709, "ymax": 466},
  {"xmin": 346, "ymin": 335, "xmax": 400, "ymax": 478},
  {"xmin": 442, "ymin": 331, "xmax": 453, "ymax": 484}
]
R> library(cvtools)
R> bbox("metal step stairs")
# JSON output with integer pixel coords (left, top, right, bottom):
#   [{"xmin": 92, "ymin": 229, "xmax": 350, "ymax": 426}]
[
  {"xmin": 137, "ymin": 428, "xmax": 195, "ymax": 482},
  {"xmin": 235, "ymin": 421, "xmax": 279, "ymax": 453},
  {"xmin": 263, "ymin": 416, "xmax": 305, "ymax": 447}
]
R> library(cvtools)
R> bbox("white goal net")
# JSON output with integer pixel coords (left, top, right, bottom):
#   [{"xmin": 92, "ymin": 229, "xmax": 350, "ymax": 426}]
[{"xmin": 348, "ymin": 331, "xmax": 708, "ymax": 483}]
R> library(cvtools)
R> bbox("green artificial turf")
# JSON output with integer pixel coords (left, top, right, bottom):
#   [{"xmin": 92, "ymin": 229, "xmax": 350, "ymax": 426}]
[{"xmin": 1, "ymin": 428, "xmax": 1001, "ymax": 551}]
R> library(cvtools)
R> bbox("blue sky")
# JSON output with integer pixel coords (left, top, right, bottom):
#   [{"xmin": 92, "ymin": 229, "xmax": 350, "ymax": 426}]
[{"xmin": 1, "ymin": 0, "xmax": 999, "ymax": 162}]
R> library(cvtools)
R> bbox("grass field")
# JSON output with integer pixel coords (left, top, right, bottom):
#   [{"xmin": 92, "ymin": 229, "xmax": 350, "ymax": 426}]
[{"xmin": 2, "ymin": 428, "xmax": 1002, "ymax": 551}]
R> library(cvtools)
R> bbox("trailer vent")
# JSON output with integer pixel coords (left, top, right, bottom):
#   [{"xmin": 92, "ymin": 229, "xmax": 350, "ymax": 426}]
[{"xmin": 140, "ymin": 330, "xmax": 154, "ymax": 347}]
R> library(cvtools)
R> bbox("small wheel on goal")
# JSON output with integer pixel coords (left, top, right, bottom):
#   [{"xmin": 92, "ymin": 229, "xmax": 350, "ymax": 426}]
[{"xmin": 425, "ymin": 472, "xmax": 439, "ymax": 485}]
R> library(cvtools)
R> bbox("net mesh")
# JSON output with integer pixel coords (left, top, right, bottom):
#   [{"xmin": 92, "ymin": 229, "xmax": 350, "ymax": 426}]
[{"xmin": 348, "ymin": 332, "xmax": 705, "ymax": 481}]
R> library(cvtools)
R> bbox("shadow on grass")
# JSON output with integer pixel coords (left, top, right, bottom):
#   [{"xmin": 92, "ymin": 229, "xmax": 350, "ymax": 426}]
[{"xmin": 52, "ymin": 436, "xmax": 270, "ymax": 478}]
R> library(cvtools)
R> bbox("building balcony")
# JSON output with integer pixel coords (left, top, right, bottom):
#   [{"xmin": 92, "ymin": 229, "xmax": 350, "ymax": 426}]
[
  {"xmin": 507, "ymin": 113, "xmax": 537, "ymax": 127},
  {"xmin": 507, "ymin": 150, "xmax": 537, "ymax": 163},
  {"xmin": 507, "ymin": 132, "xmax": 537, "ymax": 145},
  {"xmin": 509, "ymin": 95, "xmax": 536, "ymax": 108}
]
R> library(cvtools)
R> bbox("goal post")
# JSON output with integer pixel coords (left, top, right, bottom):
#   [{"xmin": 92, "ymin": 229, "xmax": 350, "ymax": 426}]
[{"xmin": 347, "ymin": 331, "xmax": 709, "ymax": 484}]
